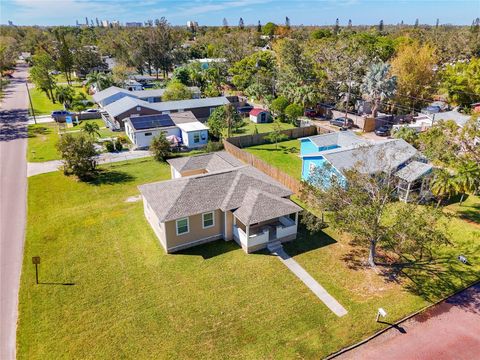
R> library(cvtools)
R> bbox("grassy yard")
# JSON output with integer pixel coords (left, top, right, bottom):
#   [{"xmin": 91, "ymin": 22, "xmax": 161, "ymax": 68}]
[
  {"xmin": 18, "ymin": 159, "xmax": 480, "ymax": 359},
  {"xmin": 244, "ymin": 139, "xmax": 302, "ymax": 179},
  {"xmin": 27, "ymin": 120, "xmax": 124, "ymax": 162},
  {"xmin": 224, "ymin": 121, "xmax": 296, "ymax": 138},
  {"xmin": 29, "ymin": 85, "xmax": 92, "ymax": 116}
]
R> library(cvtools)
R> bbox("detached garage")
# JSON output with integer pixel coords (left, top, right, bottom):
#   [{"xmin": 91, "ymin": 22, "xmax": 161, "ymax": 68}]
[{"xmin": 249, "ymin": 108, "xmax": 271, "ymax": 123}]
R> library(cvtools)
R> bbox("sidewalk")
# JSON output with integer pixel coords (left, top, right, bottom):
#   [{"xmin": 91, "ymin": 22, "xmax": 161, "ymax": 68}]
[
  {"xmin": 27, "ymin": 115, "xmax": 54, "ymax": 124},
  {"xmin": 27, "ymin": 150, "xmax": 152, "ymax": 177}
]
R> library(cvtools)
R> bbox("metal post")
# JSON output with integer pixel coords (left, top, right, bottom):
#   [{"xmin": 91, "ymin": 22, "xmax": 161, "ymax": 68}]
[
  {"xmin": 35, "ymin": 264, "xmax": 39, "ymax": 284},
  {"xmin": 26, "ymin": 83, "xmax": 37, "ymax": 124}
]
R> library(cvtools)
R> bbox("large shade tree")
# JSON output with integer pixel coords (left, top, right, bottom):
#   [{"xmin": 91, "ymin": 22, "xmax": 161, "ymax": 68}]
[{"xmin": 361, "ymin": 61, "xmax": 397, "ymax": 117}]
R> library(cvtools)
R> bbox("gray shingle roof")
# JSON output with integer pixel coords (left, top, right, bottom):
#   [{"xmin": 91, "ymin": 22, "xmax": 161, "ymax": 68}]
[
  {"xmin": 138, "ymin": 166, "xmax": 293, "ymax": 222},
  {"xmin": 149, "ymin": 96, "xmax": 230, "ymax": 112},
  {"xmin": 103, "ymin": 97, "xmax": 157, "ymax": 118},
  {"xmin": 233, "ymin": 188, "xmax": 302, "ymax": 225},
  {"xmin": 395, "ymin": 161, "xmax": 433, "ymax": 182},
  {"xmin": 322, "ymin": 139, "xmax": 418, "ymax": 174},
  {"xmin": 103, "ymin": 96, "xmax": 230, "ymax": 118},
  {"xmin": 304, "ymin": 131, "xmax": 369, "ymax": 149},
  {"xmin": 92, "ymin": 86, "xmax": 129, "ymax": 103},
  {"xmin": 167, "ymin": 151, "xmax": 244, "ymax": 173}
]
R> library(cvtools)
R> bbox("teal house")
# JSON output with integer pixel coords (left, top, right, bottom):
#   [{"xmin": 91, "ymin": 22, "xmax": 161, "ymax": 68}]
[{"xmin": 300, "ymin": 131, "xmax": 433, "ymax": 201}]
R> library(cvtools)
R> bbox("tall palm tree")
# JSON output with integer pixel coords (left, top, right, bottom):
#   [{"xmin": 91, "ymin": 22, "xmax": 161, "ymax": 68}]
[
  {"xmin": 85, "ymin": 71, "xmax": 113, "ymax": 92},
  {"xmin": 361, "ymin": 61, "xmax": 397, "ymax": 117},
  {"xmin": 430, "ymin": 168, "xmax": 457, "ymax": 208},
  {"xmin": 55, "ymin": 85, "xmax": 75, "ymax": 110},
  {"xmin": 454, "ymin": 160, "xmax": 480, "ymax": 204},
  {"xmin": 82, "ymin": 122, "xmax": 101, "ymax": 138}
]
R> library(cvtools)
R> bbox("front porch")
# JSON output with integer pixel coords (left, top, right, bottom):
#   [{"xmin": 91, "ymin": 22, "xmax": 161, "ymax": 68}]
[
  {"xmin": 395, "ymin": 161, "xmax": 434, "ymax": 203},
  {"xmin": 233, "ymin": 213, "xmax": 299, "ymax": 253}
]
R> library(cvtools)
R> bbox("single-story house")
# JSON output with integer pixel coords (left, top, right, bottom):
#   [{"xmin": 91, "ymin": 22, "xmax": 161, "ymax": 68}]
[
  {"xmin": 139, "ymin": 152, "xmax": 302, "ymax": 254},
  {"xmin": 93, "ymin": 86, "xmax": 201, "ymax": 107},
  {"xmin": 101, "ymin": 96, "xmax": 232, "ymax": 130},
  {"xmin": 300, "ymin": 131, "xmax": 433, "ymax": 202},
  {"xmin": 124, "ymin": 79, "xmax": 143, "ymax": 91},
  {"xmin": 124, "ymin": 111, "xmax": 208, "ymax": 149},
  {"xmin": 249, "ymin": 108, "xmax": 271, "ymax": 123}
]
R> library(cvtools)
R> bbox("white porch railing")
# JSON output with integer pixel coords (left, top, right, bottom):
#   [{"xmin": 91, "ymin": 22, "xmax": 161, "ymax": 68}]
[
  {"xmin": 233, "ymin": 226, "xmax": 269, "ymax": 248},
  {"xmin": 276, "ymin": 216, "xmax": 297, "ymax": 239}
]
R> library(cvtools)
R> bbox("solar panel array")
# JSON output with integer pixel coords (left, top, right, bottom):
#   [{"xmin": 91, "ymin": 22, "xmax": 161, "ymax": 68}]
[{"xmin": 130, "ymin": 114, "xmax": 175, "ymax": 130}]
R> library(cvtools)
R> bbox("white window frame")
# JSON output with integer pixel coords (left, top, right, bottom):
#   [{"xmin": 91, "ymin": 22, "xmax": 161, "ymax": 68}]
[
  {"xmin": 202, "ymin": 212, "xmax": 215, "ymax": 229},
  {"xmin": 176, "ymin": 217, "xmax": 189, "ymax": 235},
  {"xmin": 309, "ymin": 162, "xmax": 316, "ymax": 175}
]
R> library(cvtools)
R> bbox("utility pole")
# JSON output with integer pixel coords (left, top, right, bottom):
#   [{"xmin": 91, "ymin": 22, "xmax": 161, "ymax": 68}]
[
  {"xmin": 26, "ymin": 83, "xmax": 36, "ymax": 124},
  {"xmin": 344, "ymin": 75, "xmax": 352, "ymax": 128}
]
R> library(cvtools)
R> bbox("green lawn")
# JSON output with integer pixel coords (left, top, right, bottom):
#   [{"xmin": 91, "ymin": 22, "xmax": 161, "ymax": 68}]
[
  {"xmin": 244, "ymin": 139, "xmax": 302, "ymax": 179},
  {"xmin": 27, "ymin": 120, "xmax": 124, "ymax": 162},
  {"xmin": 237, "ymin": 121, "xmax": 296, "ymax": 136},
  {"xmin": 29, "ymin": 85, "xmax": 92, "ymax": 116},
  {"xmin": 18, "ymin": 159, "xmax": 480, "ymax": 359}
]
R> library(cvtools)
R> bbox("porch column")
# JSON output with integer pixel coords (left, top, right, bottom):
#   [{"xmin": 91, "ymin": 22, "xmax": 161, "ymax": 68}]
[
  {"xmin": 295, "ymin": 212, "xmax": 298, "ymax": 225},
  {"xmin": 404, "ymin": 182, "xmax": 411, "ymax": 203}
]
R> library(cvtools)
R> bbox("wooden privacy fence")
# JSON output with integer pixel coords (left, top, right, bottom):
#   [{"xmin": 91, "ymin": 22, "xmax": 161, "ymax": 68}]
[
  {"xmin": 223, "ymin": 140, "xmax": 304, "ymax": 194},
  {"xmin": 227, "ymin": 125, "xmax": 317, "ymax": 148}
]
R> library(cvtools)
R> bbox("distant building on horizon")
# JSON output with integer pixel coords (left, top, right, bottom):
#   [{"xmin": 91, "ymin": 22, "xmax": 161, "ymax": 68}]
[{"xmin": 125, "ymin": 22, "xmax": 143, "ymax": 27}]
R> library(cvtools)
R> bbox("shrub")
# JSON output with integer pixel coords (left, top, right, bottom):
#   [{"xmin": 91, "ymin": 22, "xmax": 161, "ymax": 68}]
[
  {"xmin": 150, "ymin": 132, "xmax": 171, "ymax": 162},
  {"xmin": 114, "ymin": 139, "xmax": 123, "ymax": 152},
  {"xmin": 104, "ymin": 140, "xmax": 115, "ymax": 152},
  {"xmin": 205, "ymin": 141, "xmax": 224, "ymax": 153},
  {"xmin": 56, "ymin": 134, "xmax": 97, "ymax": 180}
]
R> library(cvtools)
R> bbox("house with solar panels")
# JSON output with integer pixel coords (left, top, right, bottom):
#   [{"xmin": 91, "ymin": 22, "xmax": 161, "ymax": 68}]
[{"xmin": 124, "ymin": 111, "xmax": 208, "ymax": 149}]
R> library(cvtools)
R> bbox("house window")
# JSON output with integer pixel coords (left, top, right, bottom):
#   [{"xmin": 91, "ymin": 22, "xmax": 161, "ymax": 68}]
[
  {"xmin": 176, "ymin": 217, "xmax": 189, "ymax": 235},
  {"xmin": 145, "ymin": 132, "xmax": 152, "ymax": 136},
  {"xmin": 209, "ymin": 107, "xmax": 216, "ymax": 115},
  {"xmin": 193, "ymin": 133, "xmax": 200, "ymax": 143},
  {"xmin": 309, "ymin": 163, "xmax": 316, "ymax": 175},
  {"xmin": 202, "ymin": 212, "xmax": 214, "ymax": 228}
]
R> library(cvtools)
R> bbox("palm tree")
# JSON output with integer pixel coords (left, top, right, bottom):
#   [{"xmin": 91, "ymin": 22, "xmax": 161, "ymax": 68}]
[
  {"xmin": 85, "ymin": 71, "xmax": 113, "ymax": 92},
  {"xmin": 361, "ymin": 61, "xmax": 397, "ymax": 117},
  {"xmin": 55, "ymin": 85, "xmax": 75, "ymax": 110},
  {"xmin": 82, "ymin": 122, "xmax": 101, "ymax": 138},
  {"xmin": 430, "ymin": 168, "xmax": 457, "ymax": 208},
  {"xmin": 454, "ymin": 160, "xmax": 480, "ymax": 205}
]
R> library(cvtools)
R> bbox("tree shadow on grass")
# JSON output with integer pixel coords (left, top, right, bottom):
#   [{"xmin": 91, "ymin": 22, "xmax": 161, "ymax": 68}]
[
  {"xmin": 176, "ymin": 240, "xmax": 238, "ymax": 259},
  {"xmin": 28, "ymin": 125, "xmax": 52, "ymax": 138},
  {"xmin": 282, "ymin": 222, "xmax": 337, "ymax": 257},
  {"xmin": 87, "ymin": 169, "xmax": 135, "ymax": 186}
]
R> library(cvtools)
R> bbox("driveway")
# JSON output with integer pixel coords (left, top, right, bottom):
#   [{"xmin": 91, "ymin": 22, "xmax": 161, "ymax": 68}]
[
  {"xmin": 337, "ymin": 283, "xmax": 480, "ymax": 360},
  {"xmin": 0, "ymin": 63, "xmax": 29, "ymax": 360}
]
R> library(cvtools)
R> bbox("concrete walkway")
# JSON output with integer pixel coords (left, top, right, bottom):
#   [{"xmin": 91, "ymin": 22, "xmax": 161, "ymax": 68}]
[
  {"xmin": 273, "ymin": 247, "xmax": 348, "ymax": 317},
  {"xmin": 27, "ymin": 150, "xmax": 152, "ymax": 177}
]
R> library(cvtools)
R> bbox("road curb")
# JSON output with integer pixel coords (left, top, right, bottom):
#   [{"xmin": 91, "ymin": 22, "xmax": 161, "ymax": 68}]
[{"xmin": 324, "ymin": 279, "xmax": 480, "ymax": 359}]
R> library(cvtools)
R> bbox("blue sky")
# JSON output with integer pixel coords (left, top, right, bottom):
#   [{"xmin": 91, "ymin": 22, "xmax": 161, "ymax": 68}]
[{"xmin": 1, "ymin": 0, "xmax": 479, "ymax": 26}]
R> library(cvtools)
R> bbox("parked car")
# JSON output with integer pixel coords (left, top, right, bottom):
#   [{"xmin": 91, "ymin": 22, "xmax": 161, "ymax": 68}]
[
  {"xmin": 237, "ymin": 105, "xmax": 254, "ymax": 115},
  {"xmin": 375, "ymin": 125, "xmax": 392, "ymax": 137},
  {"xmin": 330, "ymin": 117, "xmax": 354, "ymax": 128},
  {"xmin": 304, "ymin": 108, "xmax": 317, "ymax": 118},
  {"xmin": 421, "ymin": 105, "xmax": 441, "ymax": 114},
  {"xmin": 81, "ymin": 108, "xmax": 100, "ymax": 114},
  {"xmin": 51, "ymin": 110, "xmax": 72, "ymax": 117}
]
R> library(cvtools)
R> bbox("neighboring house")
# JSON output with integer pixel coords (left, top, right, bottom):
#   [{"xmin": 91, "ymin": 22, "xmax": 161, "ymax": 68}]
[
  {"xmin": 93, "ymin": 85, "xmax": 201, "ymax": 107},
  {"xmin": 124, "ymin": 111, "xmax": 208, "ymax": 149},
  {"xmin": 101, "ymin": 96, "xmax": 232, "ymax": 130},
  {"xmin": 300, "ymin": 131, "xmax": 433, "ymax": 202},
  {"xmin": 249, "ymin": 108, "xmax": 271, "ymax": 123},
  {"xmin": 472, "ymin": 102, "xmax": 480, "ymax": 113},
  {"xmin": 189, "ymin": 58, "xmax": 227, "ymax": 70},
  {"xmin": 139, "ymin": 152, "xmax": 302, "ymax": 254},
  {"xmin": 394, "ymin": 109, "xmax": 472, "ymax": 133},
  {"xmin": 124, "ymin": 79, "xmax": 144, "ymax": 91}
]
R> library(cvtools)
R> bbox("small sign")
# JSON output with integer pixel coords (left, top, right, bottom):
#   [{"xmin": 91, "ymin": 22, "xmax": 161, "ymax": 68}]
[
  {"xmin": 65, "ymin": 115, "xmax": 73, "ymax": 128},
  {"xmin": 32, "ymin": 256, "xmax": 41, "ymax": 264}
]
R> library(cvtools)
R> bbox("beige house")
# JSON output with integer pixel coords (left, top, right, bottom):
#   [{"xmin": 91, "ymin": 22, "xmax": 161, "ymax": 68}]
[{"xmin": 139, "ymin": 152, "xmax": 302, "ymax": 254}]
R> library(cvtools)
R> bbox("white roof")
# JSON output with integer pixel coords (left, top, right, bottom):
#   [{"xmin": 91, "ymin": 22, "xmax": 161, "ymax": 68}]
[{"xmin": 176, "ymin": 121, "xmax": 208, "ymax": 132}]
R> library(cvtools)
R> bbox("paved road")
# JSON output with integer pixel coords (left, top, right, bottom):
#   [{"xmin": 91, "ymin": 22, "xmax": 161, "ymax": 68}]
[
  {"xmin": 338, "ymin": 283, "xmax": 480, "ymax": 360},
  {"xmin": 0, "ymin": 63, "xmax": 29, "ymax": 360},
  {"xmin": 27, "ymin": 150, "xmax": 152, "ymax": 177}
]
